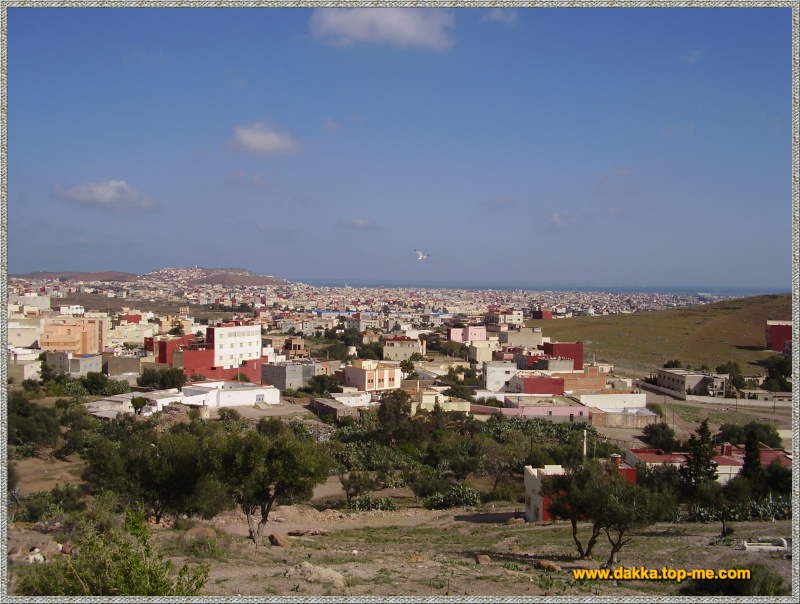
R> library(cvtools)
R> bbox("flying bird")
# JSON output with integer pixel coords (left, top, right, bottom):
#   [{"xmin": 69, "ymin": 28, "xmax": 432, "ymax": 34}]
[{"xmin": 414, "ymin": 249, "xmax": 430, "ymax": 260}]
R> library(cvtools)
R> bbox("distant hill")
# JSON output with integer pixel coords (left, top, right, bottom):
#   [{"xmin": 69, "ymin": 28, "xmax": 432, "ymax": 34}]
[
  {"xmin": 8, "ymin": 271, "xmax": 141, "ymax": 282},
  {"xmin": 10, "ymin": 267, "xmax": 292, "ymax": 286}
]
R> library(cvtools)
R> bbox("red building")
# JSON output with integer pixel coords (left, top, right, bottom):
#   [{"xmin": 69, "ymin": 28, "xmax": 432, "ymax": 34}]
[
  {"xmin": 765, "ymin": 321, "xmax": 791, "ymax": 353},
  {"xmin": 530, "ymin": 310, "xmax": 553, "ymax": 320},
  {"xmin": 540, "ymin": 341, "xmax": 584, "ymax": 371},
  {"xmin": 144, "ymin": 334, "xmax": 196, "ymax": 365}
]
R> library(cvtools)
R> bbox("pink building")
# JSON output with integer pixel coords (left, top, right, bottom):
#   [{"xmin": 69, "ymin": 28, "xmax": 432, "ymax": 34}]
[{"xmin": 448, "ymin": 325, "xmax": 487, "ymax": 343}]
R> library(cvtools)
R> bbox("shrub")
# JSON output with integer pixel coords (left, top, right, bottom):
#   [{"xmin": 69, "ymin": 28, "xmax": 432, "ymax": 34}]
[
  {"xmin": 349, "ymin": 495, "xmax": 397, "ymax": 512},
  {"xmin": 424, "ymin": 486, "xmax": 482, "ymax": 510},
  {"xmin": 16, "ymin": 507, "xmax": 209, "ymax": 596},
  {"xmin": 679, "ymin": 563, "xmax": 789, "ymax": 596}
]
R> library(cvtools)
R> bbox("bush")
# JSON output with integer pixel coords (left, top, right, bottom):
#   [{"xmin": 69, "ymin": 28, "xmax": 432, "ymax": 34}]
[
  {"xmin": 424, "ymin": 486, "xmax": 482, "ymax": 510},
  {"xmin": 16, "ymin": 507, "xmax": 209, "ymax": 596},
  {"xmin": 679, "ymin": 563, "xmax": 789, "ymax": 596},
  {"xmin": 349, "ymin": 495, "xmax": 397, "ymax": 512}
]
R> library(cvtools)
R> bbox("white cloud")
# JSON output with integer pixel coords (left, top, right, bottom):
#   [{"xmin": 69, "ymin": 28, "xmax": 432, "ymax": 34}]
[
  {"xmin": 310, "ymin": 8, "xmax": 455, "ymax": 51},
  {"xmin": 680, "ymin": 49, "xmax": 703, "ymax": 64},
  {"xmin": 549, "ymin": 211, "xmax": 577, "ymax": 228},
  {"xmin": 53, "ymin": 180, "xmax": 154, "ymax": 213},
  {"xmin": 482, "ymin": 9, "xmax": 517, "ymax": 26},
  {"xmin": 227, "ymin": 122, "xmax": 302, "ymax": 155}
]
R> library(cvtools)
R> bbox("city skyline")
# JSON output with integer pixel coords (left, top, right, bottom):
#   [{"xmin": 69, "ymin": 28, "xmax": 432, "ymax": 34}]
[{"xmin": 6, "ymin": 5, "xmax": 794, "ymax": 291}]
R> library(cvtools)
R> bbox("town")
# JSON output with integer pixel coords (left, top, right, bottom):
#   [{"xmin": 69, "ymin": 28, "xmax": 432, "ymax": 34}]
[{"xmin": 5, "ymin": 267, "xmax": 794, "ymax": 597}]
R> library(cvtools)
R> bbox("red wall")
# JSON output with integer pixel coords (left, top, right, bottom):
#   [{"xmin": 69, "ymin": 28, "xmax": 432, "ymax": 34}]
[
  {"xmin": 531, "ymin": 310, "xmax": 553, "ymax": 320},
  {"xmin": 522, "ymin": 376, "xmax": 565, "ymax": 395},
  {"xmin": 768, "ymin": 324, "xmax": 792, "ymax": 352},
  {"xmin": 178, "ymin": 349, "xmax": 266, "ymax": 383},
  {"xmin": 542, "ymin": 342, "xmax": 584, "ymax": 370}
]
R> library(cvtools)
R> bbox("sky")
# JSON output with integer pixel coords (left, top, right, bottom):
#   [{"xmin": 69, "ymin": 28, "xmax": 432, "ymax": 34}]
[{"xmin": 5, "ymin": 5, "xmax": 794, "ymax": 291}]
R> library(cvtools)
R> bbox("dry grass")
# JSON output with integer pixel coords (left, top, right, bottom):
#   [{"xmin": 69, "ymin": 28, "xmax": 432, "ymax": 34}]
[{"xmin": 526, "ymin": 294, "xmax": 791, "ymax": 376}]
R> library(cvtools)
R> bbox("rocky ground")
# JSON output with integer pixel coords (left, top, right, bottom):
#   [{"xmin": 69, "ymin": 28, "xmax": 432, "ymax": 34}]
[{"xmin": 8, "ymin": 503, "xmax": 793, "ymax": 598}]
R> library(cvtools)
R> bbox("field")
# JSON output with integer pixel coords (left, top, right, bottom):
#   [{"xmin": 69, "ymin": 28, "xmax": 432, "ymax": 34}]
[{"xmin": 526, "ymin": 294, "xmax": 791, "ymax": 377}]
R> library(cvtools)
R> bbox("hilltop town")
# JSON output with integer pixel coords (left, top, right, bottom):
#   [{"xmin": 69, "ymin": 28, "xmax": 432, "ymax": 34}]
[{"xmin": 5, "ymin": 267, "xmax": 794, "ymax": 597}]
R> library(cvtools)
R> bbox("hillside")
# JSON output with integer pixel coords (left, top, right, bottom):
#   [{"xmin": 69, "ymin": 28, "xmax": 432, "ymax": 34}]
[{"xmin": 527, "ymin": 293, "xmax": 792, "ymax": 377}]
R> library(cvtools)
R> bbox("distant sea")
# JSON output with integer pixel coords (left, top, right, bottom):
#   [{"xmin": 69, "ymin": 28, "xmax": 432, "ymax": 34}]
[{"xmin": 295, "ymin": 279, "xmax": 789, "ymax": 297}]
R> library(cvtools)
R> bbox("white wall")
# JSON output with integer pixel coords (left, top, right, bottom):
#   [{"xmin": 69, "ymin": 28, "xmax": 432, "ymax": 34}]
[{"xmin": 578, "ymin": 393, "xmax": 646, "ymax": 410}]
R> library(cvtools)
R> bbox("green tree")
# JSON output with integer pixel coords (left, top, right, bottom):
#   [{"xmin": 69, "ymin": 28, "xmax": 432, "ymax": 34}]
[
  {"xmin": 679, "ymin": 419, "xmax": 719, "ymax": 502},
  {"xmin": 597, "ymin": 470, "xmax": 674, "ymax": 567},
  {"xmin": 399, "ymin": 359, "xmax": 415, "ymax": 377},
  {"xmin": 308, "ymin": 374, "xmax": 342, "ymax": 395},
  {"xmin": 718, "ymin": 421, "xmax": 782, "ymax": 449},
  {"xmin": 339, "ymin": 471, "xmax": 378, "ymax": 506},
  {"xmin": 545, "ymin": 461, "xmax": 608, "ymax": 559},
  {"xmin": 642, "ymin": 422, "xmax": 678, "ymax": 453},
  {"xmin": 17, "ymin": 507, "xmax": 208, "ymax": 596},
  {"xmin": 207, "ymin": 429, "xmax": 332, "ymax": 545},
  {"xmin": 376, "ymin": 390, "xmax": 414, "ymax": 446},
  {"xmin": 741, "ymin": 429, "xmax": 763, "ymax": 492},
  {"xmin": 81, "ymin": 371, "xmax": 110, "ymax": 395}
]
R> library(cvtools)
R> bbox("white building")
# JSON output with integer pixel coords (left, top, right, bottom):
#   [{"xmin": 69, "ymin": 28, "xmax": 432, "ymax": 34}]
[
  {"xmin": 181, "ymin": 380, "xmax": 280, "ymax": 409},
  {"xmin": 208, "ymin": 324, "xmax": 263, "ymax": 369},
  {"xmin": 483, "ymin": 361, "xmax": 518, "ymax": 391}
]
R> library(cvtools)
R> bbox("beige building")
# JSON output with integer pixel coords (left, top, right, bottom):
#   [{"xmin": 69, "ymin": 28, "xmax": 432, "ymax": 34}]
[
  {"xmin": 412, "ymin": 388, "xmax": 471, "ymax": 415},
  {"xmin": 341, "ymin": 359, "xmax": 402, "ymax": 393},
  {"xmin": 656, "ymin": 368, "xmax": 727, "ymax": 396},
  {"xmin": 382, "ymin": 335, "xmax": 425, "ymax": 361},
  {"xmin": 41, "ymin": 319, "xmax": 100, "ymax": 355}
]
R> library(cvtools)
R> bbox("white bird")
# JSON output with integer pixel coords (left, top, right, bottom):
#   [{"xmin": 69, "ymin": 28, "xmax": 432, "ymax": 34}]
[{"xmin": 414, "ymin": 249, "xmax": 430, "ymax": 260}]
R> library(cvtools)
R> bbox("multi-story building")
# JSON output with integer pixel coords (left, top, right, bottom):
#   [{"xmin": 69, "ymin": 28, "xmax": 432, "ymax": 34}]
[
  {"xmin": 206, "ymin": 323, "xmax": 263, "ymax": 369},
  {"xmin": 448, "ymin": 325, "xmax": 487, "ymax": 344},
  {"xmin": 341, "ymin": 359, "xmax": 402, "ymax": 393},
  {"xmin": 382, "ymin": 335, "xmax": 426, "ymax": 361},
  {"xmin": 483, "ymin": 360, "xmax": 519, "ymax": 391}
]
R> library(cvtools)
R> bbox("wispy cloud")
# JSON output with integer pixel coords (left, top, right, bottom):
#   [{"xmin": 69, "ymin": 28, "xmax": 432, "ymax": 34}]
[
  {"xmin": 680, "ymin": 49, "xmax": 703, "ymax": 64},
  {"xmin": 340, "ymin": 218, "xmax": 379, "ymax": 230},
  {"xmin": 53, "ymin": 180, "xmax": 155, "ymax": 213},
  {"xmin": 227, "ymin": 122, "xmax": 302, "ymax": 155},
  {"xmin": 310, "ymin": 8, "xmax": 455, "ymax": 51},
  {"xmin": 482, "ymin": 9, "xmax": 517, "ymax": 26},
  {"xmin": 549, "ymin": 210, "xmax": 577, "ymax": 229}
]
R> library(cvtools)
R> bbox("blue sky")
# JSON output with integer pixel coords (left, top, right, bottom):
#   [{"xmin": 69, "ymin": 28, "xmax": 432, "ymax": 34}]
[{"xmin": 6, "ymin": 6, "xmax": 793, "ymax": 290}]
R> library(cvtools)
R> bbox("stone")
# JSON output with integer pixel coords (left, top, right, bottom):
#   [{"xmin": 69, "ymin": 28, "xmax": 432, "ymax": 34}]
[
  {"xmin": 538, "ymin": 560, "xmax": 561, "ymax": 572},
  {"xmin": 475, "ymin": 554, "xmax": 491, "ymax": 564},
  {"xmin": 61, "ymin": 542, "xmax": 76, "ymax": 555},
  {"xmin": 505, "ymin": 517, "xmax": 526, "ymax": 525},
  {"xmin": 287, "ymin": 561, "xmax": 346, "ymax": 589},
  {"xmin": 269, "ymin": 533, "xmax": 291, "ymax": 547}
]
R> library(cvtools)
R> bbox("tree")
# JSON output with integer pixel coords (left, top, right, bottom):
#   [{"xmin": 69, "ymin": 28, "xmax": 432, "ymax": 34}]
[
  {"xmin": 232, "ymin": 373, "xmax": 250, "ymax": 383},
  {"xmin": 679, "ymin": 419, "xmax": 719, "ymax": 503},
  {"xmin": 308, "ymin": 374, "xmax": 342, "ymax": 395},
  {"xmin": 718, "ymin": 421, "xmax": 782, "ymax": 449},
  {"xmin": 740, "ymin": 429, "xmax": 763, "ymax": 490},
  {"xmin": 339, "ymin": 471, "xmax": 378, "ymax": 506},
  {"xmin": 208, "ymin": 429, "xmax": 332, "ymax": 545},
  {"xmin": 762, "ymin": 355, "xmax": 791, "ymax": 391},
  {"xmin": 409, "ymin": 352, "xmax": 426, "ymax": 362},
  {"xmin": 399, "ymin": 359, "xmax": 415, "ymax": 377},
  {"xmin": 17, "ymin": 507, "xmax": 208, "ymax": 596},
  {"xmin": 81, "ymin": 372, "xmax": 110, "ymax": 395},
  {"xmin": 663, "ymin": 359, "xmax": 682, "ymax": 368},
  {"xmin": 376, "ymin": 390, "xmax": 413, "ymax": 446},
  {"xmin": 642, "ymin": 422, "xmax": 678, "ymax": 453},
  {"xmin": 545, "ymin": 461, "xmax": 608, "ymax": 559},
  {"xmin": 597, "ymin": 469, "xmax": 673, "ymax": 567}
]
